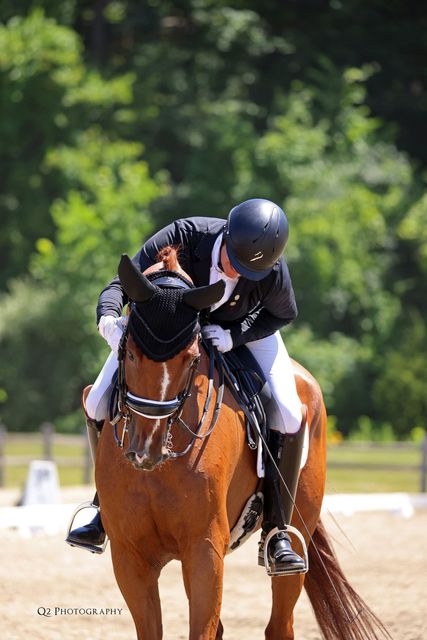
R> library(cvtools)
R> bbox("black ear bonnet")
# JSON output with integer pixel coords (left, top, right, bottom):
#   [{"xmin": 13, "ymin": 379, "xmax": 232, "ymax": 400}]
[{"xmin": 128, "ymin": 270, "xmax": 200, "ymax": 362}]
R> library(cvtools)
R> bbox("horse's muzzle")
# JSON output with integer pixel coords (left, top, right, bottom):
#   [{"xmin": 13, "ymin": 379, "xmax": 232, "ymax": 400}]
[{"xmin": 125, "ymin": 449, "xmax": 170, "ymax": 471}]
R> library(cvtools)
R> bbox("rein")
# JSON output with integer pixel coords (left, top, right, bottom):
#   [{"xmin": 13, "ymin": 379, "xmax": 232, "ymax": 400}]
[
  {"xmin": 170, "ymin": 343, "xmax": 225, "ymax": 458},
  {"xmin": 111, "ymin": 303, "xmax": 225, "ymax": 459}
]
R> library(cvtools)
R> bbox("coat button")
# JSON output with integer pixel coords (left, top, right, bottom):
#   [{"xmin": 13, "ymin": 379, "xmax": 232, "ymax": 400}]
[
  {"xmin": 234, "ymin": 294, "xmax": 240, "ymax": 300},
  {"xmin": 229, "ymin": 301, "xmax": 237, "ymax": 306}
]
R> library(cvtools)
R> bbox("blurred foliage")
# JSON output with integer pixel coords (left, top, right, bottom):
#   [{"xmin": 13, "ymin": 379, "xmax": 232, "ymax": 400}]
[
  {"xmin": 0, "ymin": 9, "xmax": 136, "ymax": 286},
  {"xmin": 0, "ymin": 3, "xmax": 426, "ymax": 437},
  {"xmin": 0, "ymin": 124, "xmax": 164, "ymax": 428},
  {"xmin": 0, "ymin": 11, "xmax": 164, "ymax": 429}
]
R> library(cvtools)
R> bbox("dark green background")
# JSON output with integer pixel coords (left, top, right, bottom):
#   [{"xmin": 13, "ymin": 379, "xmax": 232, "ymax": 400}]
[{"xmin": 0, "ymin": 1, "xmax": 426, "ymax": 437}]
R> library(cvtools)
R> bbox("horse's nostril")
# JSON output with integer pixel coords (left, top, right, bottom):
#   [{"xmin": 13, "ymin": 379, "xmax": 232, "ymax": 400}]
[{"xmin": 125, "ymin": 450, "xmax": 151, "ymax": 468}]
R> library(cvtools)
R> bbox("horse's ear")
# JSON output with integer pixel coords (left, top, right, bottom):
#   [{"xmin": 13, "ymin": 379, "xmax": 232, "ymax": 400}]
[
  {"xmin": 118, "ymin": 254, "xmax": 157, "ymax": 303},
  {"xmin": 182, "ymin": 280, "xmax": 225, "ymax": 311}
]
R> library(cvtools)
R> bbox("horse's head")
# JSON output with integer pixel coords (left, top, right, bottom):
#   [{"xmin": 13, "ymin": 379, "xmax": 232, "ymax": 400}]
[{"xmin": 116, "ymin": 250, "xmax": 225, "ymax": 471}]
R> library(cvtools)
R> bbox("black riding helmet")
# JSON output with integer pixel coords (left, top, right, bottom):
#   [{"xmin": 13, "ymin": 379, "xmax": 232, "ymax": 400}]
[{"xmin": 224, "ymin": 198, "xmax": 289, "ymax": 281}]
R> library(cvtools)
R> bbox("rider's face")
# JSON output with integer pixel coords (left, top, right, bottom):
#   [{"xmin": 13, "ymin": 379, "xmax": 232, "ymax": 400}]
[{"xmin": 219, "ymin": 243, "xmax": 240, "ymax": 279}]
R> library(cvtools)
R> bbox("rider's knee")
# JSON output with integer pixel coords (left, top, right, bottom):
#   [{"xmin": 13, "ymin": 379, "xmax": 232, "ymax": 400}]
[
  {"xmin": 84, "ymin": 390, "xmax": 98, "ymax": 420},
  {"xmin": 270, "ymin": 403, "xmax": 303, "ymax": 435},
  {"xmin": 284, "ymin": 406, "xmax": 304, "ymax": 434},
  {"xmin": 85, "ymin": 389, "xmax": 108, "ymax": 422}
]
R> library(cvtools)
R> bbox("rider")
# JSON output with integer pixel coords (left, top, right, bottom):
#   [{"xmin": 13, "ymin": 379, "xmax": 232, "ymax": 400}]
[{"xmin": 66, "ymin": 198, "xmax": 307, "ymax": 575}]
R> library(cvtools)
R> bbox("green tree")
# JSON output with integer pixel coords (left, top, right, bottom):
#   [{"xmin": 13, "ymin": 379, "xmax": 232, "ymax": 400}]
[
  {"xmin": 234, "ymin": 72, "xmax": 422, "ymax": 434},
  {"xmin": 0, "ymin": 129, "xmax": 164, "ymax": 430},
  {"xmin": 0, "ymin": 9, "xmax": 135, "ymax": 288},
  {"xmin": 0, "ymin": 12, "xmax": 165, "ymax": 430},
  {"xmin": 1, "ymin": 3, "xmax": 426, "ymax": 438}
]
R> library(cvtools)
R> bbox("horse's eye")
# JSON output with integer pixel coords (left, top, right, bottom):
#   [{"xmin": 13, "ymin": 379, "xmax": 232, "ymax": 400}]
[{"xmin": 128, "ymin": 351, "xmax": 135, "ymax": 362}]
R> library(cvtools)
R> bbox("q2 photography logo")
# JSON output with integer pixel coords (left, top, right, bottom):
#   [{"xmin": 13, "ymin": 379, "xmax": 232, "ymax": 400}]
[{"xmin": 37, "ymin": 606, "xmax": 123, "ymax": 617}]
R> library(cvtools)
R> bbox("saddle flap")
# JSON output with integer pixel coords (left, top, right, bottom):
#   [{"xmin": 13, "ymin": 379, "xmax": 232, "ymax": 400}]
[{"xmin": 215, "ymin": 344, "xmax": 270, "ymax": 449}]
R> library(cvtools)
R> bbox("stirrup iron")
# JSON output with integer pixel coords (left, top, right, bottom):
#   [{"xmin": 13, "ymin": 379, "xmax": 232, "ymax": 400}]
[
  {"xmin": 263, "ymin": 526, "xmax": 308, "ymax": 577},
  {"xmin": 65, "ymin": 501, "xmax": 109, "ymax": 555}
]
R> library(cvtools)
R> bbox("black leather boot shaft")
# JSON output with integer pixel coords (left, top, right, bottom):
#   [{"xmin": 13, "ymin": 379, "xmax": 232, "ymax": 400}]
[
  {"xmin": 262, "ymin": 429, "xmax": 285, "ymax": 532},
  {"xmin": 259, "ymin": 413, "xmax": 307, "ymax": 573},
  {"xmin": 263, "ymin": 411, "xmax": 306, "ymax": 531},
  {"xmin": 278, "ymin": 423, "xmax": 306, "ymax": 524}
]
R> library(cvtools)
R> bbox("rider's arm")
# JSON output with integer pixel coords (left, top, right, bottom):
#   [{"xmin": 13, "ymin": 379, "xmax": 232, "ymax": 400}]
[
  {"xmin": 134, "ymin": 219, "xmax": 185, "ymax": 272},
  {"xmin": 96, "ymin": 220, "xmax": 185, "ymax": 324},
  {"xmin": 96, "ymin": 217, "xmax": 219, "ymax": 323},
  {"xmin": 227, "ymin": 259, "xmax": 298, "ymax": 348}
]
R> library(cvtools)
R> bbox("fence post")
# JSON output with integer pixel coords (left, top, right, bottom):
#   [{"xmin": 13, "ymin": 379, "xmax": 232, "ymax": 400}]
[
  {"xmin": 421, "ymin": 433, "xmax": 427, "ymax": 494},
  {"xmin": 0, "ymin": 424, "xmax": 6, "ymax": 487},
  {"xmin": 41, "ymin": 422, "xmax": 54, "ymax": 460}
]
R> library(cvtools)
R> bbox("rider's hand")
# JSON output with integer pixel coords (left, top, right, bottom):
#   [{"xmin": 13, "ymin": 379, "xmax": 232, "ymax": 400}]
[
  {"xmin": 98, "ymin": 315, "xmax": 127, "ymax": 353},
  {"xmin": 201, "ymin": 324, "xmax": 233, "ymax": 353}
]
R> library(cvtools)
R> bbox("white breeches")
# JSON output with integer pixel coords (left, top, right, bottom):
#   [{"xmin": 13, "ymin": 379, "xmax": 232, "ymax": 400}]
[
  {"xmin": 86, "ymin": 331, "xmax": 302, "ymax": 434},
  {"xmin": 85, "ymin": 351, "xmax": 119, "ymax": 422},
  {"xmin": 245, "ymin": 331, "xmax": 302, "ymax": 434}
]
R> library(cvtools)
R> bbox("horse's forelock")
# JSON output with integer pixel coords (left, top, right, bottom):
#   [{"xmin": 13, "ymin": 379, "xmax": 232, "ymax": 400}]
[
  {"xmin": 157, "ymin": 246, "xmax": 181, "ymax": 272},
  {"xmin": 143, "ymin": 245, "xmax": 192, "ymax": 283}
]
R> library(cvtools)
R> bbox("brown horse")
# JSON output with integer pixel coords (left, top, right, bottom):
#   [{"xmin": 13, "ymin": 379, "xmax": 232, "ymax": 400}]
[{"xmin": 93, "ymin": 247, "xmax": 388, "ymax": 640}]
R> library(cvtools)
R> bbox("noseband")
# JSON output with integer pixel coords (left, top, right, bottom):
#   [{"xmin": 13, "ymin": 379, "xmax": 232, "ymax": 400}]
[
  {"xmin": 111, "ymin": 273, "xmax": 224, "ymax": 458},
  {"xmin": 125, "ymin": 392, "xmax": 185, "ymax": 419}
]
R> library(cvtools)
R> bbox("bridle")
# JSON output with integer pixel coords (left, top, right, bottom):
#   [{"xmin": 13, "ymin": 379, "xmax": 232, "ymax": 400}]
[{"xmin": 111, "ymin": 277, "xmax": 225, "ymax": 459}]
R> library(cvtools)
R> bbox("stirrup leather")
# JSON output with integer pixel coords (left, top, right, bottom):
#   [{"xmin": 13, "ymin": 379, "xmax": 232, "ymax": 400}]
[
  {"xmin": 65, "ymin": 501, "xmax": 109, "ymax": 555},
  {"xmin": 262, "ymin": 526, "xmax": 309, "ymax": 577}
]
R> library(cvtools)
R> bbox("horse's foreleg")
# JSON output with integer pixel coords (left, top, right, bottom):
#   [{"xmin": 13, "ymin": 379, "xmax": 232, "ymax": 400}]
[
  {"xmin": 266, "ymin": 574, "xmax": 305, "ymax": 640},
  {"xmin": 266, "ymin": 461, "xmax": 325, "ymax": 638},
  {"xmin": 181, "ymin": 535, "xmax": 227, "ymax": 640},
  {"xmin": 110, "ymin": 542, "xmax": 163, "ymax": 640}
]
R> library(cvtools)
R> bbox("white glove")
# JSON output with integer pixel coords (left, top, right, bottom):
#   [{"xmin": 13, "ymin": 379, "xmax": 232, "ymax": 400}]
[
  {"xmin": 201, "ymin": 324, "xmax": 233, "ymax": 353},
  {"xmin": 98, "ymin": 315, "xmax": 127, "ymax": 353}
]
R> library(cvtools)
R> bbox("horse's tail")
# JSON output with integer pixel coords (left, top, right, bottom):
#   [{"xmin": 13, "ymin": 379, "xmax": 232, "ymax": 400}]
[{"xmin": 304, "ymin": 519, "xmax": 391, "ymax": 640}]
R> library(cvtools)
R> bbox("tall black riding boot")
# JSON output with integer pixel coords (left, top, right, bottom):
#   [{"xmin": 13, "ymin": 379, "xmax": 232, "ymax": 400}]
[
  {"xmin": 258, "ymin": 407, "xmax": 307, "ymax": 575},
  {"xmin": 65, "ymin": 415, "xmax": 106, "ymax": 553},
  {"xmin": 66, "ymin": 492, "xmax": 106, "ymax": 551}
]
